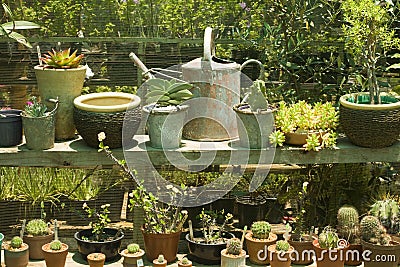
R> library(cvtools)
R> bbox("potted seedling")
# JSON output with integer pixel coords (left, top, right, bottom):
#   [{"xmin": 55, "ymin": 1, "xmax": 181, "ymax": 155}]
[
  {"xmin": 220, "ymin": 226, "xmax": 247, "ymax": 267},
  {"xmin": 142, "ymin": 77, "xmax": 193, "ymax": 149},
  {"xmin": 233, "ymin": 79, "xmax": 275, "ymax": 149},
  {"xmin": 23, "ymin": 218, "xmax": 54, "ymax": 260},
  {"xmin": 268, "ymin": 239, "xmax": 294, "ymax": 267},
  {"xmin": 41, "ymin": 220, "xmax": 68, "ymax": 267},
  {"xmin": 74, "ymin": 203, "xmax": 124, "ymax": 261},
  {"xmin": 177, "ymin": 257, "xmax": 192, "ymax": 267},
  {"xmin": 339, "ymin": 0, "xmax": 400, "ymax": 148},
  {"xmin": 245, "ymin": 220, "xmax": 278, "ymax": 265},
  {"xmin": 153, "ymin": 254, "xmax": 167, "ymax": 267},
  {"xmin": 120, "ymin": 243, "xmax": 145, "ymax": 267},
  {"xmin": 35, "ymin": 47, "xmax": 86, "ymax": 140},
  {"xmin": 360, "ymin": 215, "xmax": 400, "ymax": 267}
]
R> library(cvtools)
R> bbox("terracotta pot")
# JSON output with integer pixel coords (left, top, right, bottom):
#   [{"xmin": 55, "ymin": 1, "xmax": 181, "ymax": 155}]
[
  {"xmin": 87, "ymin": 252, "xmax": 106, "ymax": 267},
  {"xmin": 4, "ymin": 242, "xmax": 29, "ymax": 267},
  {"xmin": 288, "ymin": 234, "xmax": 314, "ymax": 265},
  {"xmin": 152, "ymin": 258, "xmax": 167, "ymax": 267},
  {"xmin": 267, "ymin": 244, "xmax": 294, "ymax": 267},
  {"xmin": 177, "ymin": 259, "xmax": 193, "ymax": 267},
  {"xmin": 141, "ymin": 227, "xmax": 181, "ymax": 263},
  {"xmin": 285, "ymin": 130, "xmax": 325, "ymax": 146},
  {"xmin": 23, "ymin": 232, "xmax": 54, "ymax": 259},
  {"xmin": 361, "ymin": 239, "xmax": 400, "ymax": 267},
  {"xmin": 245, "ymin": 231, "xmax": 278, "ymax": 265},
  {"xmin": 42, "ymin": 242, "xmax": 69, "ymax": 267},
  {"xmin": 120, "ymin": 248, "xmax": 145, "ymax": 267},
  {"xmin": 345, "ymin": 243, "xmax": 363, "ymax": 266},
  {"xmin": 220, "ymin": 248, "xmax": 246, "ymax": 267},
  {"xmin": 312, "ymin": 239, "xmax": 349, "ymax": 267}
]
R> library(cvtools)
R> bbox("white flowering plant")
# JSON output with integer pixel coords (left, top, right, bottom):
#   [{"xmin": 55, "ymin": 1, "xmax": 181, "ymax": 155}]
[{"xmin": 82, "ymin": 202, "xmax": 111, "ymax": 242}]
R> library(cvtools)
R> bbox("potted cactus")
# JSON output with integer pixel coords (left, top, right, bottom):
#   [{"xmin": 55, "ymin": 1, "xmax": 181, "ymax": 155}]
[
  {"xmin": 120, "ymin": 243, "xmax": 145, "ymax": 267},
  {"xmin": 23, "ymin": 218, "xmax": 54, "ymax": 260},
  {"xmin": 220, "ymin": 227, "xmax": 247, "ymax": 267},
  {"xmin": 312, "ymin": 226, "xmax": 349, "ymax": 267},
  {"xmin": 360, "ymin": 215, "xmax": 400, "ymax": 267},
  {"xmin": 87, "ymin": 252, "xmax": 106, "ymax": 267},
  {"xmin": 142, "ymin": 78, "xmax": 193, "ymax": 149},
  {"xmin": 152, "ymin": 254, "xmax": 167, "ymax": 267},
  {"xmin": 4, "ymin": 236, "xmax": 29, "ymax": 267},
  {"xmin": 177, "ymin": 257, "xmax": 192, "ymax": 267},
  {"xmin": 336, "ymin": 205, "xmax": 362, "ymax": 266},
  {"xmin": 245, "ymin": 221, "xmax": 278, "ymax": 265},
  {"xmin": 41, "ymin": 220, "xmax": 69, "ymax": 267},
  {"xmin": 267, "ymin": 240, "xmax": 294, "ymax": 267},
  {"xmin": 233, "ymin": 79, "xmax": 275, "ymax": 148},
  {"xmin": 34, "ymin": 47, "xmax": 87, "ymax": 140}
]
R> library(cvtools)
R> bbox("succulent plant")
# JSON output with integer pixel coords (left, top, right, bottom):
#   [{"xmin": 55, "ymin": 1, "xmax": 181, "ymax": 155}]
[
  {"xmin": 157, "ymin": 254, "xmax": 165, "ymax": 263},
  {"xmin": 49, "ymin": 240, "xmax": 62, "ymax": 251},
  {"xmin": 318, "ymin": 226, "xmax": 339, "ymax": 249},
  {"xmin": 10, "ymin": 236, "xmax": 23, "ymax": 249},
  {"xmin": 144, "ymin": 78, "xmax": 193, "ymax": 107},
  {"xmin": 226, "ymin": 237, "xmax": 242, "ymax": 255},
  {"xmin": 276, "ymin": 240, "xmax": 290, "ymax": 252},
  {"xmin": 181, "ymin": 257, "xmax": 190, "ymax": 265},
  {"xmin": 26, "ymin": 219, "xmax": 49, "ymax": 236},
  {"xmin": 251, "ymin": 221, "xmax": 271, "ymax": 239},
  {"xmin": 337, "ymin": 205, "xmax": 360, "ymax": 243},
  {"xmin": 370, "ymin": 199, "xmax": 400, "ymax": 234},
  {"xmin": 360, "ymin": 215, "xmax": 391, "ymax": 245},
  {"xmin": 243, "ymin": 79, "xmax": 269, "ymax": 111},
  {"xmin": 127, "ymin": 243, "xmax": 140, "ymax": 254},
  {"xmin": 41, "ymin": 48, "xmax": 84, "ymax": 69}
]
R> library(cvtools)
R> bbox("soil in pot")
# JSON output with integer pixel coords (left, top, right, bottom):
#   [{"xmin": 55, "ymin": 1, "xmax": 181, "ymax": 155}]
[
  {"xmin": 185, "ymin": 231, "xmax": 235, "ymax": 265},
  {"xmin": 74, "ymin": 228, "xmax": 124, "ymax": 261}
]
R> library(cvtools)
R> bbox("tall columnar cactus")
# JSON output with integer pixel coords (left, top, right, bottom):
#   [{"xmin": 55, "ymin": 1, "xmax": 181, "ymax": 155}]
[
  {"xmin": 226, "ymin": 238, "xmax": 242, "ymax": 255},
  {"xmin": 251, "ymin": 221, "xmax": 271, "ymax": 239},
  {"xmin": 360, "ymin": 215, "xmax": 391, "ymax": 245},
  {"xmin": 276, "ymin": 240, "xmax": 290, "ymax": 252},
  {"xmin": 337, "ymin": 205, "xmax": 360, "ymax": 243}
]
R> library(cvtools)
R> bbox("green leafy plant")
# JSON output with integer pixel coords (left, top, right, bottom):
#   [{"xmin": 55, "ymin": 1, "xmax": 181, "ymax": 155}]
[
  {"xmin": 198, "ymin": 209, "xmax": 233, "ymax": 244},
  {"xmin": 40, "ymin": 48, "xmax": 84, "ymax": 69},
  {"xmin": 250, "ymin": 221, "xmax": 271, "ymax": 239},
  {"xmin": 82, "ymin": 202, "xmax": 111, "ymax": 241},
  {"xmin": 25, "ymin": 219, "xmax": 50, "ymax": 236},
  {"xmin": 341, "ymin": 0, "xmax": 400, "ymax": 104},
  {"xmin": 269, "ymin": 101, "xmax": 338, "ymax": 151},
  {"xmin": 144, "ymin": 78, "xmax": 193, "ymax": 107},
  {"xmin": 23, "ymin": 97, "xmax": 48, "ymax": 117},
  {"xmin": 318, "ymin": 226, "xmax": 339, "ymax": 249}
]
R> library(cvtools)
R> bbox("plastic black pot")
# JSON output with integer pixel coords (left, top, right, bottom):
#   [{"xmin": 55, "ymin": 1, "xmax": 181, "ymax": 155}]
[
  {"xmin": 236, "ymin": 195, "xmax": 266, "ymax": 228},
  {"xmin": 0, "ymin": 109, "xmax": 22, "ymax": 147}
]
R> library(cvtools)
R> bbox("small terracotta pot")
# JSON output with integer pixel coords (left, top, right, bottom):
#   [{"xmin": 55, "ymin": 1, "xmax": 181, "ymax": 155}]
[
  {"xmin": 245, "ymin": 231, "xmax": 278, "ymax": 265},
  {"xmin": 42, "ymin": 242, "xmax": 69, "ymax": 267},
  {"xmin": 288, "ymin": 234, "xmax": 314, "ymax": 265},
  {"xmin": 87, "ymin": 252, "xmax": 106, "ymax": 267},
  {"xmin": 312, "ymin": 239, "xmax": 349, "ymax": 267},
  {"xmin": 285, "ymin": 130, "xmax": 326, "ymax": 146},
  {"xmin": 268, "ymin": 243, "xmax": 294, "ymax": 267},
  {"xmin": 152, "ymin": 258, "xmax": 167, "ymax": 267},
  {"xmin": 120, "ymin": 248, "xmax": 145, "ymax": 267},
  {"xmin": 177, "ymin": 259, "xmax": 193, "ymax": 267}
]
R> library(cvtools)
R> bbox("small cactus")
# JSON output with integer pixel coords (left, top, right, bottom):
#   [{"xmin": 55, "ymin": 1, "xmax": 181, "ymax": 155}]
[
  {"xmin": 318, "ymin": 226, "xmax": 339, "ymax": 249},
  {"xmin": 49, "ymin": 240, "xmax": 62, "ymax": 251},
  {"xmin": 251, "ymin": 221, "xmax": 271, "ymax": 239},
  {"xmin": 337, "ymin": 205, "xmax": 360, "ymax": 243},
  {"xmin": 10, "ymin": 236, "xmax": 23, "ymax": 249},
  {"xmin": 181, "ymin": 257, "xmax": 190, "ymax": 265},
  {"xmin": 157, "ymin": 254, "xmax": 165, "ymax": 263},
  {"xmin": 127, "ymin": 243, "xmax": 140, "ymax": 254},
  {"xmin": 360, "ymin": 215, "xmax": 381, "ymax": 242},
  {"xmin": 226, "ymin": 237, "xmax": 242, "ymax": 255},
  {"xmin": 276, "ymin": 240, "xmax": 290, "ymax": 252},
  {"xmin": 26, "ymin": 219, "xmax": 49, "ymax": 236}
]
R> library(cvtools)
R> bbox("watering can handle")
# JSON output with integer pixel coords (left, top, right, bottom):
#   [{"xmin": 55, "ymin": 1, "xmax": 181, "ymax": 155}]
[
  {"xmin": 240, "ymin": 59, "xmax": 265, "ymax": 81},
  {"xmin": 203, "ymin": 27, "xmax": 215, "ymax": 61}
]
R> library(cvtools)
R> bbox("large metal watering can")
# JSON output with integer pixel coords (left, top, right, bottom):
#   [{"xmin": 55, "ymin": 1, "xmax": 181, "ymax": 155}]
[{"xmin": 182, "ymin": 27, "xmax": 264, "ymax": 141}]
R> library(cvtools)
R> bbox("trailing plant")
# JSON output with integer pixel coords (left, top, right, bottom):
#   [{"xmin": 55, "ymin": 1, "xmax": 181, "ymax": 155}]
[
  {"xmin": 23, "ymin": 96, "xmax": 47, "ymax": 117},
  {"xmin": 360, "ymin": 215, "xmax": 391, "ymax": 245},
  {"xmin": 144, "ymin": 78, "xmax": 193, "ymax": 107},
  {"xmin": 318, "ymin": 226, "xmax": 339, "ymax": 249},
  {"xmin": 40, "ymin": 48, "xmax": 84, "ymax": 69},
  {"xmin": 337, "ymin": 205, "xmax": 360, "ymax": 244},
  {"xmin": 250, "ymin": 221, "xmax": 271, "ymax": 239},
  {"xmin": 25, "ymin": 219, "xmax": 50, "ymax": 236},
  {"xmin": 341, "ymin": 0, "xmax": 400, "ymax": 104}
]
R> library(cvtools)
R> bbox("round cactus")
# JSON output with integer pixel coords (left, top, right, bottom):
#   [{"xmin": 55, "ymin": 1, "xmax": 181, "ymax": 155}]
[
  {"xmin": 127, "ymin": 243, "xmax": 140, "ymax": 254},
  {"xmin": 157, "ymin": 254, "xmax": 165, "ymax": 263},
  {"xmin": 251, "ymin": 221, "xmax": 271, "ymax": 239},
  {"xmin": 49, "ymin": 240, "xmax": 62, "ymax": 251},
  {"xmin": 318, "ymin": 227, "xmax": 339, "ymax": 249},
  {"xmin": 360, "ymin": 215, "xmax": 380, "ymax": 242},
  {"xmin": 276, "ymin": 240, "xmax": 290, "ymax": 252},
  {"xmin": 10, "ymin": 236, "xmax": 23, "ymax": 249},
  {"xmin": 181, "ymin": 257, "xmax": 190, "ymax": 265},
  {"xmin": 26, "ymin": 219, "xmax": 49, "ymax": 236},
  {"xmin": 226, "ymin": 237, "xmax": 242, "ymax": 255},
  {"xmin": 337, "ymin": 205, "xmax": 360, "ymax": 243}
]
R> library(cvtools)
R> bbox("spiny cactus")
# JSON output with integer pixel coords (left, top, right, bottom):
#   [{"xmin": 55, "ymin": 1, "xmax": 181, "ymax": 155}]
[
  {"xmin": 157, "ymin": 254, "xmax": 165, "ymax": 263},
  {"xmin": 26, "ymin": 219, "xmax": 49, "ymax": 236},
  {"xmin": 318, "ymin": 227, "xmax": 339, "ymax": 249},
  {"xmin": 251, "ymin": 221, "xmax": 271, "ymax": 239},
  {"xmin": 360, "ymin": 215, "xmax": 391, "ymax": 245},
  {"xmin": 276, "ymin": 240, "xmax": 290, "ymax": 252},
  {"xmin": 49, "ymin": 240, "xmax": 62, "ymax": 251},
  {"xmin": 181, "ymin": 257, "xmax": 190, "ymax": 265},
  {"xmin": 127, "ymin": 243, "xmax": 140, "ymax": 254},
  {"xmin": 10, "ymin": 236, "xmax": 23, "ymax": 249},
  {"xmin": 337, "ymin": 205, "xmax": 360, "ymax": 243},
  {"xmin": 370, "ymin": 199, "xmax": 400, "ymax": 234},
  {"xmin": 226, "ymin": 237, "xmax": 242, "ymax": 255}
]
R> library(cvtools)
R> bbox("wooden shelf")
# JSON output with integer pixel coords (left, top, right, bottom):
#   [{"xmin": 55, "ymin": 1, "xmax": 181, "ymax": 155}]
[{"xmin": 0, "ymin": 135, "xmax": 399, "ymax": 167}]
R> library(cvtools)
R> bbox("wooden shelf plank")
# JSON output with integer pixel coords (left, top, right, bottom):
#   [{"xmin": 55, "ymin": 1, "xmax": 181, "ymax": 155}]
[{"xmin": 0, "ymin": 135, "xmax": 399, "ymax": 167}]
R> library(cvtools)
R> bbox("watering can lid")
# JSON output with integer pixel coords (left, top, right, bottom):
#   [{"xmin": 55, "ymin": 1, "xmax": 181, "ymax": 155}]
[{"xmin": 182, "ymin": 27, "xmax": 239, "ymax": 70}]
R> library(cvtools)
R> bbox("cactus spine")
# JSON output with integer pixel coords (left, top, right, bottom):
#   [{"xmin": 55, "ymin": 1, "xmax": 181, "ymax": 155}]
[
  {"xmin": 251, "ymin": 221, "xmax": 271, "ymax": 239},
  {"xmin": 226, "ymin": 237, "xmax": 242, "ymax": 255},
  {"xmin": 360, "ymin": 215, "xmax": 391, "ymax": 245},
  {"xmin": 337, "ymin": 205, "xmax": 360, "ymax": 243},
  {"xmin": 276, "ymin": 240, "xmax": 290, "ymax": 252}
]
